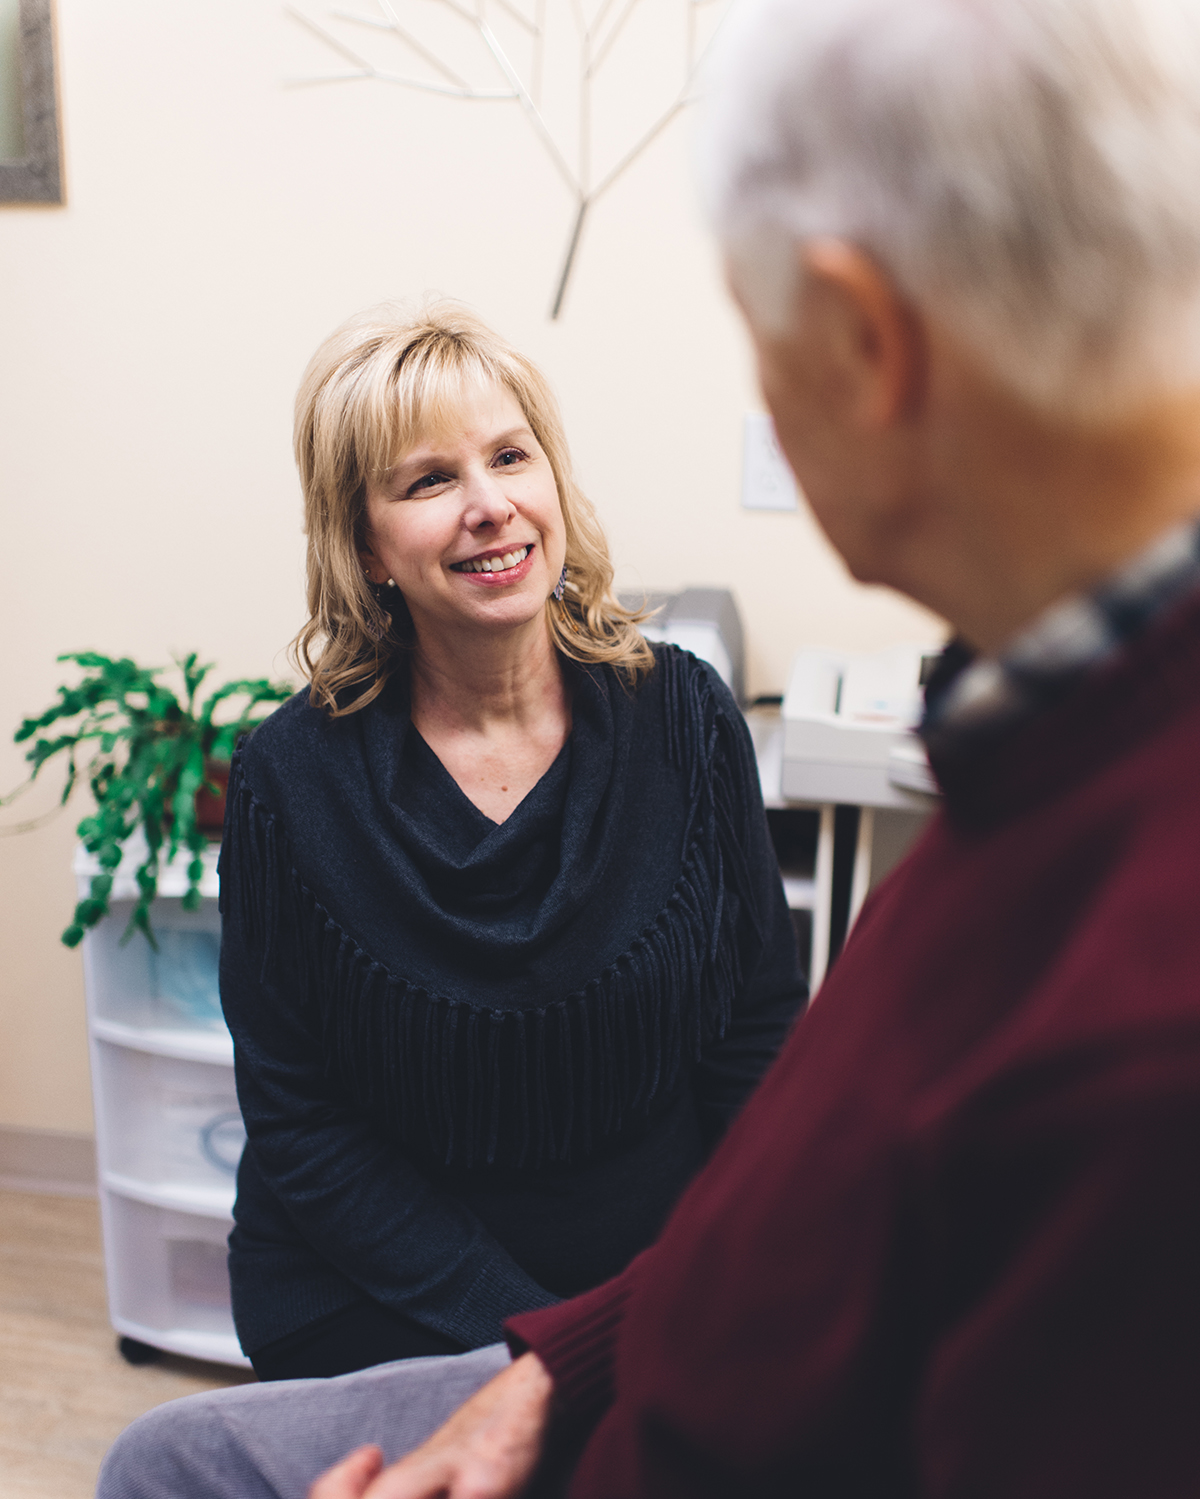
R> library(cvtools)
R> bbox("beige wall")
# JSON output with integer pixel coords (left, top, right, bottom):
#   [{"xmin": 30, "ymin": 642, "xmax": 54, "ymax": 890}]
[{"xmin": 0, "ymin": 0, "xmax": 941, "ymax": 1134}]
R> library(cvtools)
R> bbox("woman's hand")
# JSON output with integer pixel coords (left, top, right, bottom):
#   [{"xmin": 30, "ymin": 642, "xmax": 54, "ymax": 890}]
[{"xmin": 308, "ymin": 1352, "xmax": 556, "ymax": 1499}]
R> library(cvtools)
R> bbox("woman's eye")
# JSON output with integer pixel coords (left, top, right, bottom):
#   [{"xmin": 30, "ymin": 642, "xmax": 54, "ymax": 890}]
[
  {"xmin": 408, "ymin": 471, "xmax": 450, "ymax": 495},
  {"xmin": 494, "ymin": 448, "xmax": 527, "ymax": 468}
]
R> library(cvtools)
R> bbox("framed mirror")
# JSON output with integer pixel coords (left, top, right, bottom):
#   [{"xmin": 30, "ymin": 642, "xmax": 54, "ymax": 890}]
[{"xmin": 0, "ymin": 0, "xmax": 62, "ymax": 204}]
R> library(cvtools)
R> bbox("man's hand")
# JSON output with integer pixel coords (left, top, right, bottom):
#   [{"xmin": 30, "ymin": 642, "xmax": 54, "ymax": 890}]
[
  {"xmin": 310, "ymin": 1444, "xmax": 385, "ymax": 1499},
  {"xmin": 307, "ymin": 1352, "xmax": 556, "ymax": 1499}
]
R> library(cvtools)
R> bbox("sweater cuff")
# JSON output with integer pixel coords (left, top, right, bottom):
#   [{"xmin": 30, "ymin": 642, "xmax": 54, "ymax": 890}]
[
  {"xmin": 504, "ymin": 1263, "xmax": 638, "ymax": 1427},
  {"xmin": 441, "ymin": 1252, "xmax": 560, "ymax": 1349}
]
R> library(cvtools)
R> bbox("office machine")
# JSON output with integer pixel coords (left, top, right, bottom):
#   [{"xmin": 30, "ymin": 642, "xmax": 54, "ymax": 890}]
[
  {"xmin": 781, "ymin": 644, "xmax": 941, "ymax": 808},
  {"xmin": 634, "ymin": 587, "xmax": 746, "ymax": 705}
]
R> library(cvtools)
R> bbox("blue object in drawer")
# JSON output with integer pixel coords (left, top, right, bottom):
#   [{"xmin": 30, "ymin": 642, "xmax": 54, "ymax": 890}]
[{"xmin": 151, "ymin": 929, "xmax": 223, "ymax": 1027}]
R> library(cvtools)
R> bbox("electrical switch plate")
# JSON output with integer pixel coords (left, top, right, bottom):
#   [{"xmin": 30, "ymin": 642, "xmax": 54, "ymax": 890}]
[{"xmin": 741, "ymin": 411, "xmax": 800, "ymax": 511}]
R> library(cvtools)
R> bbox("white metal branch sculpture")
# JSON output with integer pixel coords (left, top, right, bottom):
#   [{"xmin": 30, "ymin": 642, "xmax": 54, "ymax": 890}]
[{"xmin": 287, "ymin": 0, "xmax": 728, "ymax": 317}]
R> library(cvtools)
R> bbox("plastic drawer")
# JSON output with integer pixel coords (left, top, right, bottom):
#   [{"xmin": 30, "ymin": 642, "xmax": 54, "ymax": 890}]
[
  {"xmin": 85, "ymin": 899, "xmax": 226, "ymax": 1034},
  {"xmin": 105, "ymin": 1195, "xmax": 237, "ymax": 1339},
  {"xmin": 94, "ymin": 1041, "xmax": 244, "ymax": 1194}
]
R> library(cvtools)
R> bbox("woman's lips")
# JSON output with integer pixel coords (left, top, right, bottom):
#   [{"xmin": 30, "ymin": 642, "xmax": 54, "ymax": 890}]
[{"xmin": 450, "ymin": 544, "xmax": 537, "ymax": 585}]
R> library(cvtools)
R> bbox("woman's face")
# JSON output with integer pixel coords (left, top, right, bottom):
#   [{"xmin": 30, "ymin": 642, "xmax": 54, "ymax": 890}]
[{"xmin": 360, "ymin": 382, "xmax": 567, "ymax": 646}]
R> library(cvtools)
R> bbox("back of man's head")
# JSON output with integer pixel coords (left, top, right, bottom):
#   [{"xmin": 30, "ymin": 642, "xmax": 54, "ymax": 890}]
[{"xmin": 703, "ymin": 0, "xmax": 1200, "ymax": 419}]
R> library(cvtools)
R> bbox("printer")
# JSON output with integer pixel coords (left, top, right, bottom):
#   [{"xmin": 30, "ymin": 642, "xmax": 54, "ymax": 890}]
[
  {"xmin": 781, "ymin": 644, "xmax": 941, "ymax": 807},
  {"xmin": 633, "ymin": 587, "xmax": 746, "ymax": 705}
]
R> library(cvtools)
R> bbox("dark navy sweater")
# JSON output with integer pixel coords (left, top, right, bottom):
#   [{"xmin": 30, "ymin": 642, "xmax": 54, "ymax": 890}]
[{"xmin": 218, "ymin": 646, "xmax": 806, "ymax": 1356}]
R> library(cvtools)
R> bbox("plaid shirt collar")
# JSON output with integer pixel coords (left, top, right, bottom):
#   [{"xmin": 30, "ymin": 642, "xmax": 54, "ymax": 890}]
[{"xmin": 921, "ymin": 518, "xmax": 1200, "ymax": 758}]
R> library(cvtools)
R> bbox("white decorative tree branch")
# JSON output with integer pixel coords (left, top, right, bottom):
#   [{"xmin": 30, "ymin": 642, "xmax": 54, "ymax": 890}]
[{"xmin": 286, "ymin": 0, "xmax": 728, "ymax": 317}]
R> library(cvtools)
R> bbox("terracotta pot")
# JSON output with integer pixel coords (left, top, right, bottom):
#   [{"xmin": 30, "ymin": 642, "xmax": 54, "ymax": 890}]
[{"xmin": 194, "ymin": 760, "xmax": 230, "ymax": 836}]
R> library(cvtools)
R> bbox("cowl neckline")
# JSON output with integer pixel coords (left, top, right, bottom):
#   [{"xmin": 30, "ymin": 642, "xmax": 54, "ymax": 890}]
[{"xmin": 356, "ymin": 659, "xmax": 634, "ymax": 969}]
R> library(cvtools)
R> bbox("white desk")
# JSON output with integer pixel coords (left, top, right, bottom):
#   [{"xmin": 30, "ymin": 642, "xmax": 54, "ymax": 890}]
[{"xmin": 745, "ymin": 706, "xmax": 936, "ymax": 992}]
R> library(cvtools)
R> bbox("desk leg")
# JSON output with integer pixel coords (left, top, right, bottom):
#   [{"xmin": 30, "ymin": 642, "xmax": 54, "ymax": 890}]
[
  {"xmin": 848, "ymin": 807, "xmax": 875, "ymax": 934},
  {"xmin": 810, "ymin": 804, "xmax": 836, "ymax": 995}
]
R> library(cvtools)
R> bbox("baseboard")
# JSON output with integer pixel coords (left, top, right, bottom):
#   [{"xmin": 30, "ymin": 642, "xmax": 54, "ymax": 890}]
[{"xmin": 0, "ymin": 1124, "xmax": 97, "ymax": 1197}]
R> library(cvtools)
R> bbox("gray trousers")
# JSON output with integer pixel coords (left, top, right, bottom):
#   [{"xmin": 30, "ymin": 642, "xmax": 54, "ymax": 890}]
[{"xmin": 95, "ymin": 1344, "xmax": 512, "ymax": 1499}]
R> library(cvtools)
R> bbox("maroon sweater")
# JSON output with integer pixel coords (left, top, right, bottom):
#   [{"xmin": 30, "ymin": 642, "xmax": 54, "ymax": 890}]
[{"xmin": 508, "ymin": 592, "xmax": 1200, "ymax": 1498}]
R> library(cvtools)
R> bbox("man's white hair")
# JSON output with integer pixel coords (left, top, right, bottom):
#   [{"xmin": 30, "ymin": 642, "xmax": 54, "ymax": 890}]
[{"xmin": 702, "ymin": 0, "xmax": 1200, "ymax": 415}]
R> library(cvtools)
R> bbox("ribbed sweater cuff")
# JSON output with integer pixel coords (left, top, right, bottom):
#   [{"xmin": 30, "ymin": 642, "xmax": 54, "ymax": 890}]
[
  {"xmin": 442, "ymin": 1253, "xmax": 560, "ymax": 1349},
  {"xmin": 504, "ymin": 1268, "xmax": 636, "ymax": 1426}
]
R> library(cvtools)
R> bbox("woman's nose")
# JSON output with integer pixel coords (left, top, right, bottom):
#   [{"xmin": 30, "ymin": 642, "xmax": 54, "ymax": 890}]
[{"xmin": 462, "ymin": 470, "xmax": 515, "ymax": 530}]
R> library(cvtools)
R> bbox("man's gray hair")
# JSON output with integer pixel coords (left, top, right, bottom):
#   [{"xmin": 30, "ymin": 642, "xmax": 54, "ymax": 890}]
[{"xmin": 702, "ymin": 0, "xmax": 1200, "ymax": 415}]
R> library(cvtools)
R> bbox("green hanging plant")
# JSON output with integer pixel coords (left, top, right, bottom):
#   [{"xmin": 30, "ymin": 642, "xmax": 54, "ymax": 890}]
[{"xmin": 3, "ymin": 652, "xmax": 292, "ymax": 948}]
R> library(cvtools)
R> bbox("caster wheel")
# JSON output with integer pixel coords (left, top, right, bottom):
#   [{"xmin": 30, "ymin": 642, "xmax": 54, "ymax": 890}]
[{"xmin": 118, "ymin": 1336, "xmax": 162, "ymax": 1366}]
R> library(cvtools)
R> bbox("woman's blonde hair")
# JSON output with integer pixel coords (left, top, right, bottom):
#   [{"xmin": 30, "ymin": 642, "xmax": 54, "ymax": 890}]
[{"xmin": 292, "ymin": 303, "xmax": 654, "ymax": 716}]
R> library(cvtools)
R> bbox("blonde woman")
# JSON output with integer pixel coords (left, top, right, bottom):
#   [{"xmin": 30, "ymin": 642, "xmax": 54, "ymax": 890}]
[{"xmin": 217, "ymin": 305, "xmax": 805, "ymax": 1380}]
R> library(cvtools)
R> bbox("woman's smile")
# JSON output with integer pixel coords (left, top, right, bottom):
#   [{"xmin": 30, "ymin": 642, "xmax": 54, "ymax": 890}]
[{"xmin": 449, "ymin": 542, "xmax": 536, "ymax": 582}]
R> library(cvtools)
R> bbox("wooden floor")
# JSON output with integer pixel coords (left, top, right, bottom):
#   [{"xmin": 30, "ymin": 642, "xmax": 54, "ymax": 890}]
[{"xmin": 0, "ymin": 1190, "xmax": 255, "ymax": 1498}]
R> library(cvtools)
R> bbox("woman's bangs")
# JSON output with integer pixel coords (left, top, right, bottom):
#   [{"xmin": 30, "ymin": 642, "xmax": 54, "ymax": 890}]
[{"xmin": 368, "ymin": 346, "xmax": 512, "ymax": 479}]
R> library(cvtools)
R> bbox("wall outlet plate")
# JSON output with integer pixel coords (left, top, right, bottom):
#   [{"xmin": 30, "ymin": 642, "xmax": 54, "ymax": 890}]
[{"xmin": 742, "ymin": 411, "xmax": 800, "ymax": 511}]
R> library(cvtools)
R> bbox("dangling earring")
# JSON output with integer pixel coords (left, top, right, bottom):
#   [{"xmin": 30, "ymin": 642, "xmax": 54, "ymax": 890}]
[{"xmin": 552, "ymin": 566, "xmax": 567, "ymax": 602}]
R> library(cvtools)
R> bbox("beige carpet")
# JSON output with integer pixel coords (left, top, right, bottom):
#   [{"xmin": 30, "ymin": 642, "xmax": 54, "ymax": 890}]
[{"xmin": 0, "ymin": 1189, "xmax": 255, "ymax": 1498}]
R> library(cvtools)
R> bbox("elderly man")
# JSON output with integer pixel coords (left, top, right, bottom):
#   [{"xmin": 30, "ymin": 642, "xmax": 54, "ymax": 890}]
[{"xmin": 100, "ymin": 0, "xmax": 1200, "ymax": 1494}]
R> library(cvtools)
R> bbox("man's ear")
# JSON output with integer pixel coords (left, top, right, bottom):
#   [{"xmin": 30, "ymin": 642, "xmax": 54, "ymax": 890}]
[{"xmin": 799, "ymin": 240, "xmax": 926, "ymax": 428}]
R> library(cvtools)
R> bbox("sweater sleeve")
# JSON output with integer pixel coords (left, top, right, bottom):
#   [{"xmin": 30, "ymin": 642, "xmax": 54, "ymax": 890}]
[
  {"xmin": 508, "ymin": 1046, "xmax": 1200, "ymax": 1499},
  {"xmin": 219, "ymin": 769, "xmax": 559, "ymax": 1352},
  {"xmin": 504, "ymin": 1253, "xmax": 645, "ymax": 1430},
  {"xmin": 691, "ymin": 684, "xmax": 807, "ymax": 1145}
]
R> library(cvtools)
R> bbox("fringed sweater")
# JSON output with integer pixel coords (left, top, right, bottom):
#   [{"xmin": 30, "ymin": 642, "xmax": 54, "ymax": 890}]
[{"xmin": 217, "ymin": 645, "xmax": 806, "ymax": 1356}]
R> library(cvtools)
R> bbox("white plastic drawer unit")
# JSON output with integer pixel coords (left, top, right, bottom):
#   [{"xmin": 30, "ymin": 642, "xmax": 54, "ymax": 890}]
[{"xmin": 77, "ymin": 844, "xmax": 251, "ymax": 1367}]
